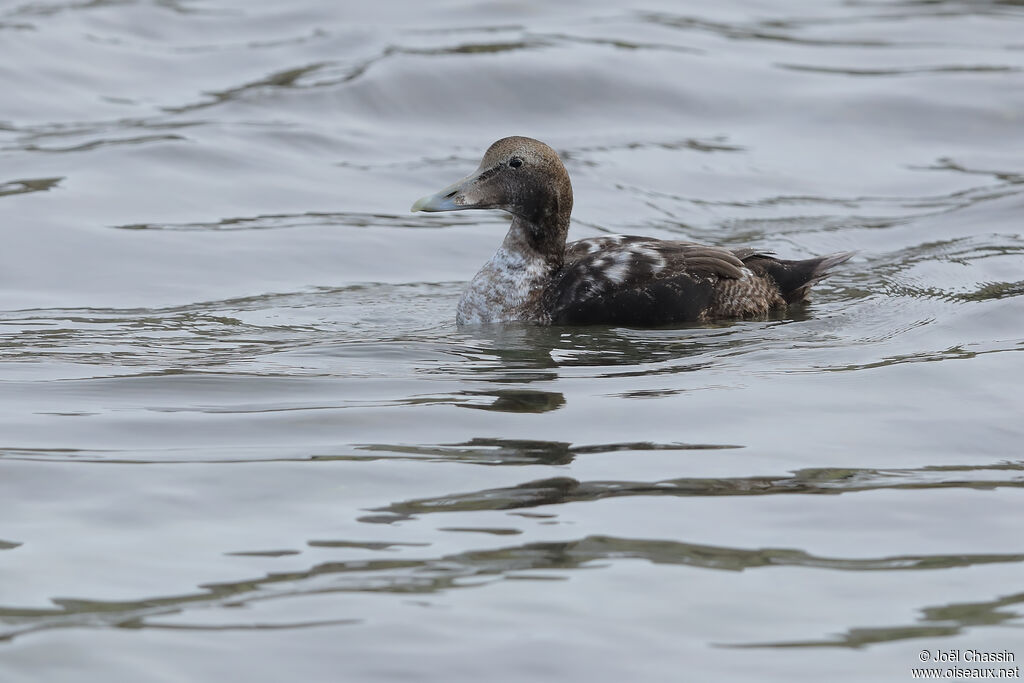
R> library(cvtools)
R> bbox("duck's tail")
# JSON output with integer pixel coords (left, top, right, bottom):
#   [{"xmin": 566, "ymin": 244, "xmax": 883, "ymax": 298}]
[{"xmin": 752, "ymin": 251, "xmax": 855, "ymax": 303}]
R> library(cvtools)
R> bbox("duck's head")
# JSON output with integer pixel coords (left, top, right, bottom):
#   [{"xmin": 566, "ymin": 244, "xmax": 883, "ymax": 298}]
[{"xmin": 412, "ymin": 136, "xmax": 573, "ymax": 255}]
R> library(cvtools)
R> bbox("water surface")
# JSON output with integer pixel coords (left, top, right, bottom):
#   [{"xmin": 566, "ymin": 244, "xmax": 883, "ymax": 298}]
[{"xmin": 2, "ymin": 0, "xmax": 1023, "ymax": 680}]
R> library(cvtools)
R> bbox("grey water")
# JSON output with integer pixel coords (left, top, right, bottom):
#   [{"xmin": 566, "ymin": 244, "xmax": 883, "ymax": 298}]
[{"xmin": 2, "ymin": 0, "xmax": 1023, "ymax": 680}]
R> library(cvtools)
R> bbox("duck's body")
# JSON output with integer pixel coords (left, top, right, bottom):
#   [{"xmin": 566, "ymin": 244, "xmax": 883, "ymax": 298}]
[{"xmin": 413, "ymin": 136, "xmax": 851, "ymax": 326}]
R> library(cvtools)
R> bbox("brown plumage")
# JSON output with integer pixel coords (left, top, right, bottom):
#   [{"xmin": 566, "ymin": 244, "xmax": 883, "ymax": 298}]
[{"xmin": 411, "ymin": 136, "xmax": 852, "ymax": 326}]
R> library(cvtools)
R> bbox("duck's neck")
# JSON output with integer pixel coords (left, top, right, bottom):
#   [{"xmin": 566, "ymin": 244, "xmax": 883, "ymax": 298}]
[{"xmin": 502, "ymin": 215, "xmax": 567, "ymax": 267}]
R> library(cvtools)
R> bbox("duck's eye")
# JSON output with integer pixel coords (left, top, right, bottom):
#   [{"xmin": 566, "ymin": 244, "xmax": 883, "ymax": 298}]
[{"xmin": 508, "ymin": 157, "xmax": 523, "ymax": 169}]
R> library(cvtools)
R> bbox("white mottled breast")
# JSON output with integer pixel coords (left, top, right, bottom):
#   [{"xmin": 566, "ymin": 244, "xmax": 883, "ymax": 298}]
[{"xmin": 457, "ymin": 246, "xmax": 553, "ymax": 324}]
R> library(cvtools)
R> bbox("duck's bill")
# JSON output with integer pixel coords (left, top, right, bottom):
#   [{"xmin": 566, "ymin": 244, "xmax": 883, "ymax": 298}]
[
  {"xmin": 411, "ymin": 173, "xmax": 486, "ymax": 212},
  {"xmin": 411, "ymin": 190, "xmax": 459, "ymax": 212}
]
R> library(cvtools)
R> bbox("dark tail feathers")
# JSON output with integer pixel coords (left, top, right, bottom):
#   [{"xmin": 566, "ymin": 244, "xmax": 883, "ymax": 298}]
[{"xmin": 753, "ymin": 252, "xmax": 854, "ymax": 303}]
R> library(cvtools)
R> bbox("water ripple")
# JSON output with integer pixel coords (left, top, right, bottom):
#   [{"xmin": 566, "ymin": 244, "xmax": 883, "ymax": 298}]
[
  {"xmin": 362, "ymin": 461, "xmax": 1024, "ymax": 523},
  {"xmin": 0, "ymin": 176, "xmax": 63, "ymax": 197},
  {"xmin": 2, "ymin": 533, "xmax": 1020, "ymax": 645}
]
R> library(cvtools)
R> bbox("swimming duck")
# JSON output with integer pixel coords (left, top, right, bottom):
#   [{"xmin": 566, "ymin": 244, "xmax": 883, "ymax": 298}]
[{"xmin": 412, "ymin": 136, "xmax": 851, "ymax": 326}]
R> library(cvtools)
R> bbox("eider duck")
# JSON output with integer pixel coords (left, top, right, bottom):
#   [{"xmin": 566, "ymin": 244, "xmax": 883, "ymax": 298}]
[{"xmin": 412, "ymin": 136, "xmax": 852, "ymax": 326}]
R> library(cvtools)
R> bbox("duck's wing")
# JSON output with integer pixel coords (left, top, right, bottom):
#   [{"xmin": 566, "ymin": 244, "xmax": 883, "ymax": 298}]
[{"xmin": 548, "ymin": 236, "xmax": 762, "ymax": 325}]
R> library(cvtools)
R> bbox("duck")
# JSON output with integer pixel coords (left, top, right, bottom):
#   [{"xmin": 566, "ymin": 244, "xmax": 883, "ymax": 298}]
[{"xmin": 411, "ymin": 136, "xmax": 852, "ymax": 326}]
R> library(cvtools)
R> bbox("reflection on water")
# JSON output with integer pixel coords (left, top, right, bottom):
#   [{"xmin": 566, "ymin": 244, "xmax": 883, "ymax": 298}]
[
  {"xmin": 111, "ymin": 210, "xmax": 472, "ymax": 231},
  {"xmin": 357, "ymin": 438, "xmax": 738, "ymax": 466},
  {"xmin": 363, "ymin": 461, "xmax": 1024, "ymax": 522},
  {"xmin": 734, "ymin": 590, "xmax": 1024, "ymax": 650},
  {"xmin": 0, "ymin": 176, "xmax": 63, "ymax": 197},
  {"xmin": 456, "ymin": 389, "xmax": 566, "ymax": 413},
  {"xmin": 3, "ymin": 532, "xmax": 1021, "ymax": 650}
]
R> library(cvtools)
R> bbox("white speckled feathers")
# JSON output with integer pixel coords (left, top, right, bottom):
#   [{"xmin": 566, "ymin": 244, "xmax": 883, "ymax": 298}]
[{"xmin": 545, "ymin": 235, "xmax": 784, "ymax": 324}]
